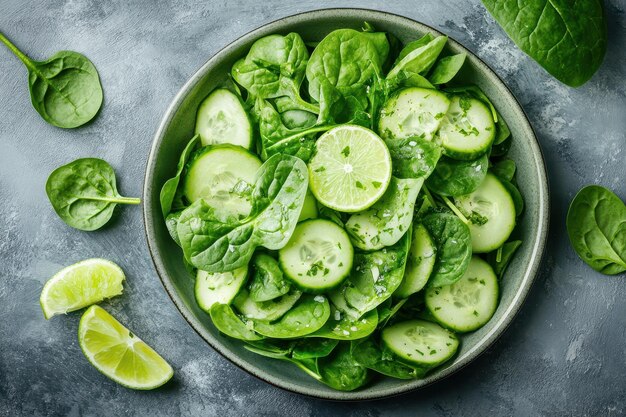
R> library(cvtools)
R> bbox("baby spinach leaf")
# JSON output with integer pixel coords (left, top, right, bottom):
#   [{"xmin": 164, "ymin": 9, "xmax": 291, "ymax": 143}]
[
  {"xmin": 46, "ymin": 158, "xmax": 140, "ymax": 231},
  {"xmin": 385, "ymin": 135, "xmax": 443, "ymax": 179},
  {"xmin": 346, "ymin": 177, "xmax": 423, "ymax": 250},
  {"xmin": 395, "ymin": 33, "xmax": 434, "ymax": 63},
  {"xmin": 160, "ymin": 135, "xmax": 200, "ymax": 217},
  {"xmin": 428, "ymin": 53, "xmax": 467, "ymax": 85},
  {"xmin": 177, "ymin": 154, "xmax": 308, "ymax": 272},
  {"xmin": 329, "ymin": 229, "xmax": 412, "ymax": 318},
  {"xmin": 251, "ymin": 294, "xmax": 331, "ymax": 338},
  {"xmin": 482, "ymin": 0, "xmax": 607, "ymax": 87},
  {"xmin": 487, "ymin": 240, "xmax": 522, "ymax": 278},
  {"xmin": 426, "ymin": 154, "xmax": 488, "ymax": 197},
  {"xmin": 248, "ymin": 253, "xmax": 291, "ymax": 302},
  {"xmin": 491, "ymin": 158, "xmax": 516, "ymax": 182},
  {"xmin": 231, "ymin": 33, "xmax": 317, "ymax": 113},
  {"xmin": 500, "ymin": 179, "xmax": 524, "ymax": 217},
  {"xmin": 566, "ymin": 185, "xmax": 626, "ymax": 275},
  {"xmin": 352, "ymin": 337, "xmax": 425, "ymax": 379},
  {"xmin": 422, "ymin": 211, "xmax": 472, "ymax": 287},
  {"xmin": 387, "ymin": 35, "xmax": 447, "ymax": 82},
  {"xmin": 165, "ymin": 211, "xmax": 183, "ymax": 246},
  {"xmin": 0, "ymin": 32, "xmax": 103, "ymax": 128},
  {"xmin": 244, "ymin": 343, "xmax": 323, "ymax": 380},
  {"xmin": 209, "ymin": 304, "xmax": 264, "ymax": 341},
  {"xmin": 318, "ymin": 343, "xmax": 370, "ymax": 391},
  {"xmin": 308, "ymin": 306, "xmax": 378, "ymax": 340},
  {"xmin": 292, "ymin": 339, "xmax": 339, "ymax": 360},
  {"xmin": 377, "ymin": 298, "xmax": 408, "ymax": 328},
  {"xmin": 233, "ymin": 288, "xmax": 302, "ymax": 322}
]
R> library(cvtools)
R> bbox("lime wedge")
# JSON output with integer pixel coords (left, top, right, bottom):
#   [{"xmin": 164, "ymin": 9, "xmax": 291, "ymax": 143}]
[
  {"xmin": 40, "ymin": 258, "xmax": 125, "ymax": 319},
  {"xmin": 78, "ymin": 305, "xmax": 174, "ymax": 390},
  {"xmin": 308, "ymin": 125, "xmax": 392, "ymax": 212}
]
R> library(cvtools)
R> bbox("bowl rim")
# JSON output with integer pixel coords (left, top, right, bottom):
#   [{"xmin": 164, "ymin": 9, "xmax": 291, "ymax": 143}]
[{"xmin": 143, "ymin": 7, "xmax": 550, "ymax": 401}]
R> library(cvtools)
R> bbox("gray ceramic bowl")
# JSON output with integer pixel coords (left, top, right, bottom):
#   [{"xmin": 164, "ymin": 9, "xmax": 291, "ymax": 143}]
[{"xmin": 143, "ymin": 8, "xmax": 549, "ymax": 400}]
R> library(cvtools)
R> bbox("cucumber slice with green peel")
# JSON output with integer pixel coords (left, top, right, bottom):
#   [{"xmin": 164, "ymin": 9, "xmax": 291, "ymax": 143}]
[
  {"xmin": 454, "ymin": 173, "xmax": 516, "ymax": 253},
  {"xmin": 378, "ymin": 87, "xmax": 450, "ymax": 142},
  {"xmin": 438, "ymin": 95, "xmax": 496, "ymax": 160},
  {"xmin": 195, "ymin": 88, "xmax": 253, "ymax": 149},
  {"xmin": 394, "ymin": 223, "xmax": 436, "ymax": 298},
  {"xmin": 183, "ymin": 145, "xmax": 261, "ymax": 221},
  {"xmin": 279, "ymin": 219, "xmax": 353, "ymax": 293},
  {"xmin": 381, "ymin": 319, "xmax": 459, "ymax": 367},
  {"xmin": 233, "ymin": 289, "xmax": 302, "ymax": 321},
  {"xmin": 195, "ymin": 267, "xmax": 248, "ymax": 312},
  {"xmin": 298, "ymin": 189, "xmax": 318, "ymax": 222},
  {"xmin": 426, "ymin": 256, "xmax": 499, "ymax": 332},
  {"xmin": 346, "ymin": 177, "xmax": 423, "ymax": 251}
]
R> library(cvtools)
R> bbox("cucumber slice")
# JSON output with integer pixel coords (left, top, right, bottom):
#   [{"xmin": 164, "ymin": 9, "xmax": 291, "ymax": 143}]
[
  {"xmin": 382, "ymin": 320, "xmax": 458, "ymax": 367},
  {"xmin": 298, "ymin": 190, "xmax": 318, "ymax": 222},
  {"xmin": 426, "ymin": 256, "xmax": 498, "ymax": 332},
  {"xmin": 233, "ymin": 289, "xmax": 302, "ymax": 321},
  {"xmin": 183, "ymin": 145, "xmax": 261, "ymax": 220},
  {"xmin": 279, "ymin": 219, "xmax": 353, "ymax": 292},
  {"xmin": 394, "ymin": 223, "xmax": 436, "ymax": 298},
  {"xmin": 454, "ymin": 173, "xmax": 516, "ymax": 253},
  {"xmin": 378, "ymin": 87, "xmax": 450, "ymax": 141},
  {"xmin": 195, "ymin": 88, "xmax": 253, "ymax": 149},
  {"xmin": 195, "ymin": 267, "xmax": 248, "ymax": 312},
  {"xmin": 438, "ymin": 95, "xmax": 495, "ymax": 160}
]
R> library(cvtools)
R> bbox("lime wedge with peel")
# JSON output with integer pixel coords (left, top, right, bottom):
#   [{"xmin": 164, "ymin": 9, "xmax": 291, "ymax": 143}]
[
  {"xmin": 308, "ymin": 125, "xmax": 392, "ymax": 212},
  {"xmin": 40, "ymin": 258, "xmax": 125, "ymax": 319},
  {"xmin": 79, "ymin": 305, "xmax": 174, "ymax": 390}
]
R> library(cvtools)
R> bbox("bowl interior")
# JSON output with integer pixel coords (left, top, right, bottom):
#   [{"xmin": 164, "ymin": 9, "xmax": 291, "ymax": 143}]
[{"xmin": 144, "ymin": 9, "xmax": 548, "ymax": 400}]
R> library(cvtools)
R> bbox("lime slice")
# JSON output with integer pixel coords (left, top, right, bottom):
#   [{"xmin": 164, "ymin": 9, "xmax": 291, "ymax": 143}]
[
  {"xmin": 79, "ymin": 305, "xmax": 174, "ymax": 390},
  {"xmin": 40, "ymin": 258, "xmax": 125, "ymax": 319},
  {"xmin": 308, "ymin": 125, "xmax": 392, "ymax": 212}
]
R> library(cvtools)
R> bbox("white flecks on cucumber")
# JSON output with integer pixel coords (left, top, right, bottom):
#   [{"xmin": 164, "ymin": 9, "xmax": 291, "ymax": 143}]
[
  {"xmin": 381, "ymin": 319, "xmax": 459, "ymax": 367},
  {"xmin": 426, "ymin": 256, "xmax": 499, "ymax": 332},
  {"xmin": 438, "ymin": 95, "xmax": 495, "ymax": 160},
  {"xmin": 183, "ymin": 145, "xmax": 261, "ymax": 221},
  {"xmin": 195, "ymin": 267, "xmax": 248, "ymax": 312},
  {"xmin": 394, "ymin": 223, "xmax": 436, "ymax": 298},
  {"xmin": 346, "ymin": 177, "xmax": 423, "ymax": 251},
  {"xmin": 454, "ymin": 173, "xmax": 516, "ymax": 253},
  {"xmin": 378, "ymin": 87, "xmax": 450, "ymax": 141},
  {"xmin": 195, "ymin": 88, "xmax": 253, "ymax": 149},
  {"xmin": 279, "ymin": 219, "xmax": 353, "ymax": 293}
]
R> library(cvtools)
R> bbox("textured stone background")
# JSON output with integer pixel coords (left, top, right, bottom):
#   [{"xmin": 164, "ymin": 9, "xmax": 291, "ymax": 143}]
[{"xmin": 1, "ymin": 1, "xmax": 625, "ymax": 416}]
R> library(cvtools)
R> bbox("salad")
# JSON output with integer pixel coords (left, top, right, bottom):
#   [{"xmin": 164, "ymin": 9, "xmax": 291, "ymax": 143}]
[{"xmin": 160, "ymin": 24, "xmax": 523, "ymax": 391}]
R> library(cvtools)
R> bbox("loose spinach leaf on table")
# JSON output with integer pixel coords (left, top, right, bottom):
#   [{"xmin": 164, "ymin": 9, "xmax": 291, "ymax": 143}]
[
  {"xmin": 566, "ymin": 185, "xmax": 626, "ymax": 275},
  {"xmin": 159, "ymin": 135, "xmax": 200, "ymax": 217},
  {"xmin": 46, "ymin": 158, "xmax": 140, "ymax": 231},
  {"xmin": 0, "ymin": 32, "xmax": 103, "ymax": 128},
  {"xmin": 177, "ymin": 154, "xmax": 308, "ymax": 272},
  {"xmin": 422, "ymin": 211, "xmax": 472, "ymax": 287},
  {"xmin": 481, "ymin": 0, "xmax": 607, "ymax": 87}
]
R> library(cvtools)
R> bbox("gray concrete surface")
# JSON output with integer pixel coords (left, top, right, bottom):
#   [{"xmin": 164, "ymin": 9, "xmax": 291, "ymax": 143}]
[{"xmin": 1, "ymin": 1, "xmax": 625, "ymax": 416}]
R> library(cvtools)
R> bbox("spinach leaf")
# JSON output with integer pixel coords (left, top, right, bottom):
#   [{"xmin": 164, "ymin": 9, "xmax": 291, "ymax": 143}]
[
  {"xmin": 428, "ymin": 53, "xmax": 467, "ymax": 85},
  {"xmin": 422, "ymin": 211, "xmax": 472, "ymax": 287},
  {"xmin": 160, "ymin": 135, "xmax": 200, "ymax": 217},
  {"xmin": 346, "ymin": 177, "xmax": 423, "ymax": 250},
  {"xmin": 318, "ymin": 343, "xmax": 370, "ymax": 391},
  {"xmin": 45, "ymin": 158, "xmax": 140, "ymax": 231},
  {"xmin": 251, "ymin": 294, "xmax": 331, "ymax": 338},
  {"xmin": 243, "ymin": 343, "xmax": 323, "ymax": 380},
  {"xmin": 209, "ymin": 304, "xmax": 264, "ymax": 341},
  {"xmin": 308, "ymin": 306, "xmax": 378, "ymax": 340},
  {"xmin": 491, "ymin": 158, "xmax": 516, "ymax": 182},
  {"xmin": 352, "ymin": 337, "xmax": 425, "ymax": 379},
  {"xmin": 487, "ymin": 240, "xmax": 522, "ymax": 278},
  {"xmin": 232, "ymin": 33, "xmax": 317, "ymax": 113},
  {"xmin": 177, "ymin": 154, "xmax": 308, "ymax": 272},
  {"xmin": 329, "ymin": 229, "xmax": 412, "ymax": 318},
  {"xmin": 377, "ymin": 298, "xmax": 408, "ymax": 328},
  {"xmin": 500, "ymin": 179, "xmax": 524, "ymax": 217},
  {"xmin": 385, "ymin": 135, "xmax": 442, "ymax": 180},
  {"xmin": 292, "ymin": 339, "xmax": 339, "ymax": 360},
  {"xmin": 566, "ymin": 185, "xmax": 626, "ymax": 275},
  {"xmin": 248, "ymin": 253, "xmax": 291, "ymax": 302},
  {"xmin": 394, "ymin": 33, "xmax": 434, "ymax": 63},
  {"xmin": 165, "ymin": 211, "xmax": 182, "ymax": 246},
  {"xmin": 481, "ymin": 0, "xmax": 607, "ymax": 87},
  {"xmin": 387, "ymin": 35, "xmax": 447, "ymax": 82},
  {"xmin": 426, "ymin": 154, "xmax": 488, "ymax": 197},
  {"xmin": 0, "ymin": 32, "xmax": 103, "ymax": 128},
  {"xmin": 306, "ymin": 29, "xmax": 387, "ymax": 112}
]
